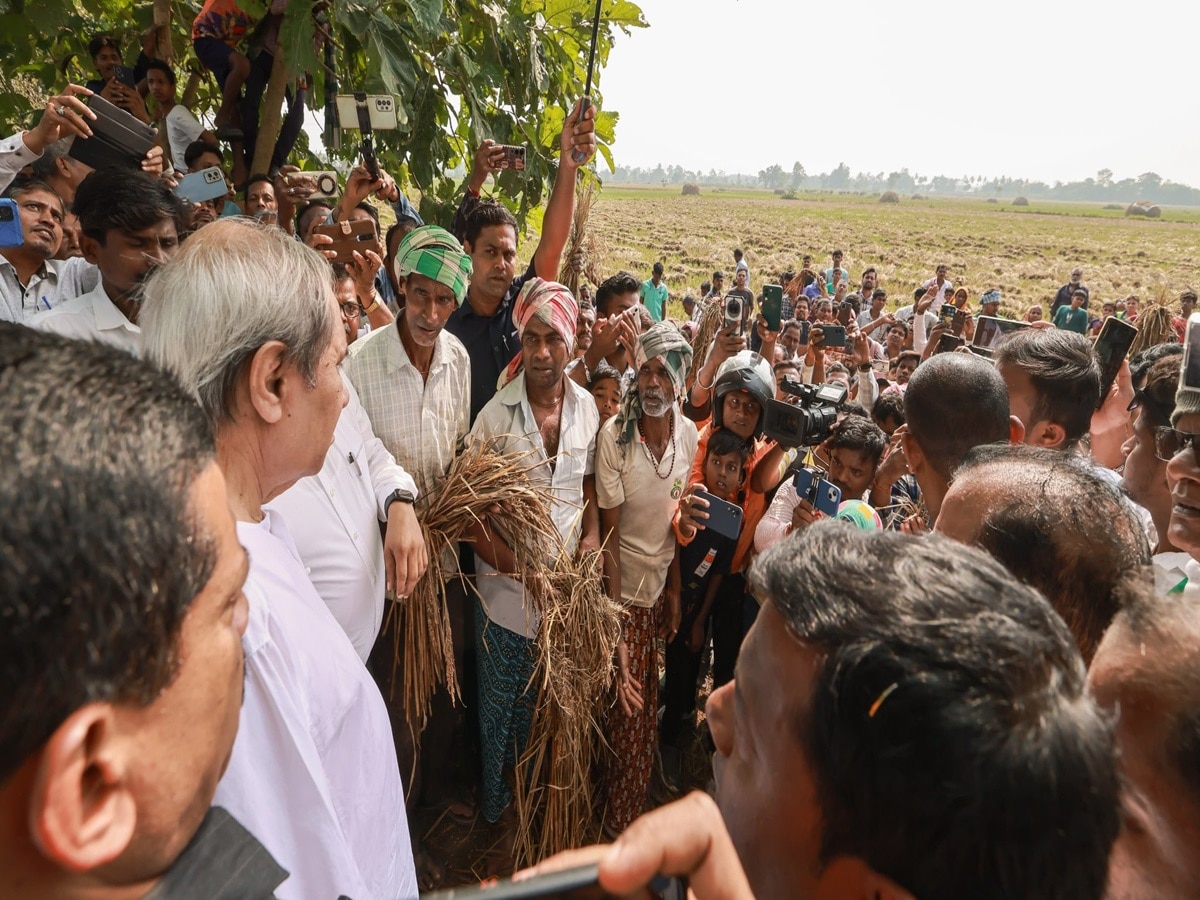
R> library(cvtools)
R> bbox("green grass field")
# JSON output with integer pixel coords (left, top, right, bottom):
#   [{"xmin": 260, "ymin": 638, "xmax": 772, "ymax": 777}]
[{"xmin": 586, "ymin": 185, "xmax": 1200, "ymax": 320}]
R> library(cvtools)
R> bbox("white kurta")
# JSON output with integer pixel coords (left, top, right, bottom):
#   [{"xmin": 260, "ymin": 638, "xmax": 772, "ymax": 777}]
[
  {"xmin": 213, "ymin": 513, "xmax": 416, "ymax": 900},
  {"xmin": 265, "ymin": 374, "xmax": 419, "ymax": 661}
]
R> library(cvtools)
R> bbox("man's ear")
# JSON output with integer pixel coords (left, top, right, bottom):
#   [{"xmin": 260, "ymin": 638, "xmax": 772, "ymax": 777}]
[
  {"xmin": 1024, "ymin": 418, "xmax": 1066, "ymax": 450},
  {"xmin": 900, "ymin": 430, "xmax": 923, "ymax": 475},
  {"xmin": 1008, "ymin": 414, "xmax": 1026, "ymax": 445},
  {"xmin": 31, "ymin": 704, "xmax": 137, "ymax": 873},
  {"xmin": 79, "ymin": 234, "xmax": 102, "ymax": 267},
  {"xmin": 462, "ymin": 238, "xmax": 474, "ymax": 255},
  {"xmin": 815, "ymin": 856, "xmax": 917, "ymax": 900},
  {"xmin": 244, "ymin": 340, "xmax": 290, "ymax": 425}
]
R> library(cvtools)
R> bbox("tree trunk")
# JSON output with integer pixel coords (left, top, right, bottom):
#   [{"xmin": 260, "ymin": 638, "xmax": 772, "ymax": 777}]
[
  {"xmin": 251, "ymin": 50, "xmax": 288, "ymax": 175},
  {"xmin": 153, "ymin": 0, "xmax": 173, "ymax": 63},
  {"xmin": 180, "ymin": 70, "xmax": 203, "ymax": 110}
]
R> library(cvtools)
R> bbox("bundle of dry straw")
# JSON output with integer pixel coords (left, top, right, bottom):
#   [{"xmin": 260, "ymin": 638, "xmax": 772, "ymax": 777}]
[
  {"xmin": 512, "ymin": 541, "xmax": 623, "ymax": 867},
  {"xmin": 387, "ymin": 440, "xmax": 560, "ymax": 727},
  {"xmin": 686, "ymin": 299, "xmax": 726, "ymax": 388},
  {"xmin": 1128, "ymin": 303, "xmax": 1174, "ymax": 358},
  {"xmin": 558, "ymin": 174, "xmax": 606, "ymax": 296}
]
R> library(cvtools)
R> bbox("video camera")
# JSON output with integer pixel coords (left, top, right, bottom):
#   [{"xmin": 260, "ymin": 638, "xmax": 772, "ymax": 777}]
[{"xmin": 762, "ymin": 380, "xmax": 847, "ymax": 448}]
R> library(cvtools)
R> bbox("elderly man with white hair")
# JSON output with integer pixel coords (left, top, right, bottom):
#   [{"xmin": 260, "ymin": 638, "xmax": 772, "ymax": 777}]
[{"xmin": 140, "ymin": 218, "xmax": 416, "ymax": 900}]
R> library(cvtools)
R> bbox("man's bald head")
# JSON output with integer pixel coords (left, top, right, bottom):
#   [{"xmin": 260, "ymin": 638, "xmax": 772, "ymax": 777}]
[{"xmin": 936, "ymin": 444, "xmax": 1150, "ymax": 663}]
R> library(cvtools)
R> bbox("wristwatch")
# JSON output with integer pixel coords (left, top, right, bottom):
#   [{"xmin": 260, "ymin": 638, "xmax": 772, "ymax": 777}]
[
  {"xmin": 385, "ymin": 488, "xmax": 416, "ymax": 515},
  {"xmin": 857, "ymin": 362, "xmax": 872, "ymax": 373}
]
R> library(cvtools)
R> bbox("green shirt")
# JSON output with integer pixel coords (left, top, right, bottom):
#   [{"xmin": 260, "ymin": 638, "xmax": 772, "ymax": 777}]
[
  {"xmin": 640, "ymin": 278, "xmax": 668, "ymax": 322},
  {"xmin": 1053, "ymin": 305, "xmax": 1089, "ymax": 334}
]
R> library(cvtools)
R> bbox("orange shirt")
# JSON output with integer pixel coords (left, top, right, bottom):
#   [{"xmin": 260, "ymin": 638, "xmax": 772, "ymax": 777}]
[{"xmin": 675, "ymin": 421, "xmax": 772, "ymax": 574}]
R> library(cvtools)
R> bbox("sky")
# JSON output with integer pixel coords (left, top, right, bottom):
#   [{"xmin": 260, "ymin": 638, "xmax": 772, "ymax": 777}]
[{"xmin": 597, "ymin": 0, "xmax": 1200, "ymax": 187}]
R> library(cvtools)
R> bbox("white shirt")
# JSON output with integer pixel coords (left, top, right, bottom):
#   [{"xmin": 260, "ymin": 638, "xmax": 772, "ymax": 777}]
[
  {"xmin": 0, "ymin": 132, "xmax": 40, "ymax": 194},
  {"xmin": 595, "ymin": 412, "xmax": 697, "ymax": 608},
  {"xmin": 0, "ymin": 254, "xmax": 97, "ymax": 323},
  {"xmin": 345, "ymin": 323, "xmax": 470, "ymax": 572},
  {"xmin": 214, "ymin": 514, "xmax": 416, "ymax": 900},
  {"xmin": 165, "ymin": 104, "xmax": 205, "ymax": 171},
  {"xmin": 756, "ymin": 477, "xmax": 802, "ymax": 552},
  {"xmin": 265, "ymin": 374, "xmax": 419, "ymax": 662},
  {"xmin": 469, "ymin": 372, "xmax": 598, "ymax": 637},
  {"xmin": 33, "ymin": 282, "xmax": 141, "ymax": 355},
  {"xmin": 919, "ymin": 277, "xmax": 954, "ymax": 303}
]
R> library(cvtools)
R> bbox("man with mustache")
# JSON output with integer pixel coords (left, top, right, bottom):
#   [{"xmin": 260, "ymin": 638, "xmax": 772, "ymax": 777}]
[
  {"xmin": 595, "ymin": 321, "xmax": 698, "ymax": 835},
  {"xmin": 35, "ymin": 168, "xmax": 184, "ymax": 355}
]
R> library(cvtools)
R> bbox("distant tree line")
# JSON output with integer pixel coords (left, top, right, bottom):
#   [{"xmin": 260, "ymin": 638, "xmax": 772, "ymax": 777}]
[{"xmin": 607, "ymin": 161, "xmax": 1200, "ymax": 205}]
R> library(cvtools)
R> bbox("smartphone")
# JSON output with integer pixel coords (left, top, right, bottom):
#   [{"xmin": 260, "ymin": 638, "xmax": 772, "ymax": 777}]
[
  {"xmin": 0, "ymin": 198, "xmax": 23, "ymax": 248},
  {"xmin": 971, "ymin": 315, "xmax": 1031, "ymax": 353},
  {"xmin": 301, "ymin": 170, "xmax": 340, "ymax": 199},
  {"xmin": 175, "ymin": 166, "xmax": 228, "ymax": 204},
  {"xmin": 497, "ymin": 144, "xmax": 527, "ymax": 171},
  {"xmin": 935, "ymin": 332, "xmax": 966, "ymax": 355},
  {"xmin": 68, "ymin": 93, "xmax": 156, "ymax": 170},
  {"xmin": 797, "ymin": 319, "xmax": 810, "ymax": 344},
  {"xmin": 312, "ymin": 219, "xmax": 382, "ymax": 264},
  {"xmin": 112, "ymin": 65, "xmax": 137, "ymax": 89},
  {"xmin": 951, "ymin": 308, "xmax": 969, "ymax": 336},
  {"xmin": 420, "ymin": 863, "xmax": 599, "ymax": 899},
  {"xmin": 793, "ymin": 468, "xmax": 842, "ymax": 518},
  {"xmin": 821, "ymin": 324, "xmax": 847, "ymax": 348},
  {"xmin": 836, "ymin": 301, "xmax": 853, "ymax": 327},
  {"xmin": 1094, "ymin": 316, "xmax": 1138, "ymax": 407},
  {"xmin": 723, "ymin": 293, "xmax": 746, "ymax": 337},
  {"xmin": 334, "ymin": 93, "xmax": 400, "ymax": 131},
  {"xmin": 1182, "ymin": 313, "xmax": 1200, "ymax": 394},
  {"xmin": 761, "ymin": 284, "xmax": 783, "ymax": 332},
  {"xmin": 938, "ymin": 303, "xmax": 957, "ymax": 329},
  {"xmin": 693, "ymin": 490, "xmax": 744, "ymax": 541}
]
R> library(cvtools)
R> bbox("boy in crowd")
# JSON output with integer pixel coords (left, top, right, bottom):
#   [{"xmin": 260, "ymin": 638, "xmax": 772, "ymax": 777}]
[
  {"xmin": 35, "ymin": 168, "xmax": 185, "ymax": 355},
  {"xmin": 1054, "ymin": 288, "xmax": 1090, "ymax": 334},
  {"xmin": 754, "ymin": 415, "xmax": 887, "ymax": 550},
  {"xmin": 660, "ymin": 428, "xmax": 751, "ymax": 787}
]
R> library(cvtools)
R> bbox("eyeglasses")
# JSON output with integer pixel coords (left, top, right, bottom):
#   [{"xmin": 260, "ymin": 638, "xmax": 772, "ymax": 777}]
[
  {"xmin": 339, "ymin": 301, "xmax": 362, "ymax": 318},
  {"xmin": 1153, "ymin": 426, "xmax": 1200, "ymax": 463}
]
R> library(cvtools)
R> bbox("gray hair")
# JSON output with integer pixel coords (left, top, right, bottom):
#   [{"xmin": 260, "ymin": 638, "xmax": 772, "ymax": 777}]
[
  {"xmin": 140, "ymin": 218, "xmax": 336, "ymax": 427},
  {"xmin": 29, "ymin": 137, "xmax": 72, "ymax": 181}
]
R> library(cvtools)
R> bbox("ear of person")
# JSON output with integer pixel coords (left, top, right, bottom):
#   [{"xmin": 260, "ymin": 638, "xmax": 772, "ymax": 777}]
[
  {"xmin": 813, "ymin": 856, "xmax": 916, "ymax": 900},
  {"xmin": 32, "ymin": 704, "xmax": 137, "ymax": 872},
  {"xmin": 245, "ymin": 340, "xmax": 291, "ymax": 424}
]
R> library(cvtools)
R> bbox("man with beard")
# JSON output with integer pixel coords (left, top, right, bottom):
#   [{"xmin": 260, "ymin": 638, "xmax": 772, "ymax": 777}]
[
  {"xmin": 467, "ymin": 278, "xmax": 600, "ymax": 834},
  {"xmin": 595, "ymin": 322, "xmax": 698, "ymax": 835},
  {"xmin": 35, "ymin": 168, "xmax": 184, "ymax": 355}
]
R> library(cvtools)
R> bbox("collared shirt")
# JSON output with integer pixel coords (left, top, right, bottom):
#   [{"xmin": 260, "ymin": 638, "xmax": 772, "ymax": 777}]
[
  {"xmin": 145, "ymin": 807, "xmax": 288, "ymax": 900},
  {"xmin": 0, "ymin": 254, "xmax": 97, "ymax": 323},
  {"xmin": 265, "ymin": 373, "xmax": 419, "ymax": 662},
  {"xmin": 446, "ymin": 260, "xmax": 536, "ymax": 423},
  {"xmin": 33, "ymin": 281, "xmax": 142, "ymax": 355},
  {"xmin": 344, "ymin": 322, "xmax": 470, "ymax": 570},
  {"xmin": 469, "ymin": 372, "xmax": 599, "ymax": 637},
  {"xmin": 0, "ymin": 132, "xmax": 40, "ymax": 194},
  {"xmin": 596, "ymin": 412, "xmax": 697, "ymax": 608},
  {"xmin": 215, "ymin": 513, "xmax": 416, "ymax": 900}
]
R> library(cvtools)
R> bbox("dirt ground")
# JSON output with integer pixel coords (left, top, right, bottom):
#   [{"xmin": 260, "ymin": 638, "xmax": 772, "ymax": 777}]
[{"xmin": 415, "ymin": 657, "xmax": 716, "ymax": 889}]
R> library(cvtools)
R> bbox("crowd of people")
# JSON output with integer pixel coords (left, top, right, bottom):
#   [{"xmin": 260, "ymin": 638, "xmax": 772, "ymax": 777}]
[{"xmin": 3, "ymin": 56, "xmax": 1200, "ymax": 900}]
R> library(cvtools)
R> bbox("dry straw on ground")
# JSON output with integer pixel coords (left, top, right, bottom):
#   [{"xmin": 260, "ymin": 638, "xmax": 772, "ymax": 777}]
[{"xmin": 511, "ymin": 540, "xmax": 622, "ymax": 866}]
